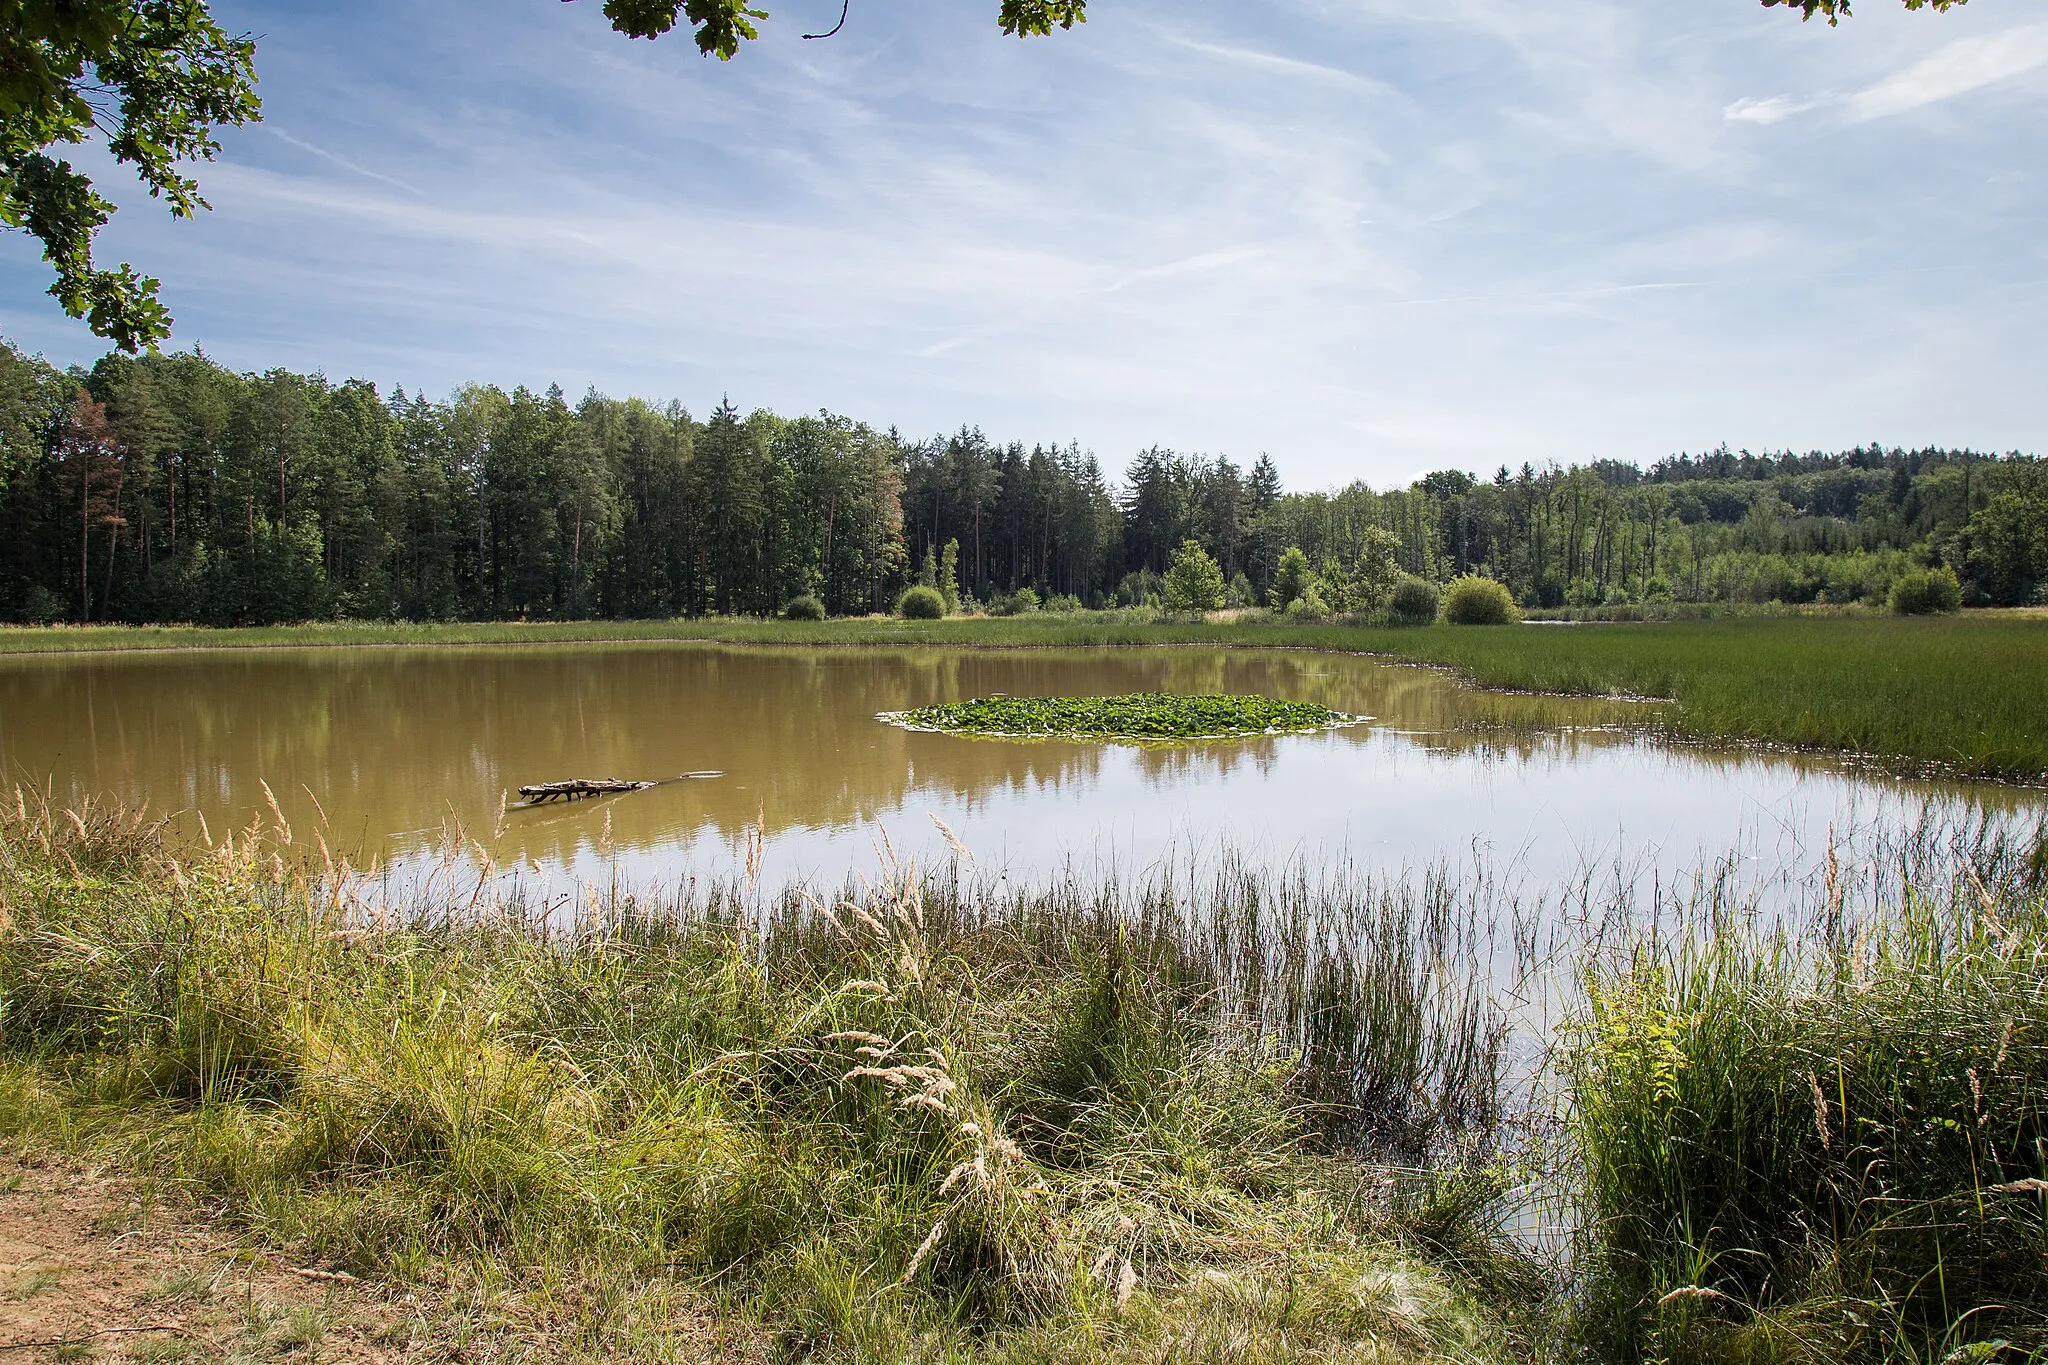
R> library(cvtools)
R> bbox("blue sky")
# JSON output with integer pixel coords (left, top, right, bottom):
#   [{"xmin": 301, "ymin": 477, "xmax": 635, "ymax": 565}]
[{"xmin": 2, "ymin": 0, "xmax": 2044, "ymax": 487}]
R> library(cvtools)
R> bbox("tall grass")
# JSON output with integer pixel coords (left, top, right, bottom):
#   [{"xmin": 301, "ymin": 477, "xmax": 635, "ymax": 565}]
[
  {"xmin": 3, "ymin": 613, "xmax": 2043, "ymax": 779},
  {"xmin": 1562, "ymin": 833, "xmax": 2048, "ymax": 1363},
  {"xmin": 0, "ymin": 789, "xmax": 1534, "ymax": 1362},
  {"xmin": 6, "ymin": 785, "xmax": 2048, "ymax": 1361}
]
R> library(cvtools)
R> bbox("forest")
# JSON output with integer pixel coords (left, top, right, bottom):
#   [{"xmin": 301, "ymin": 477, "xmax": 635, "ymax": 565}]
[{"xmin": 1, "ymin": 336, "xmax": 2043, "ymax": 625}]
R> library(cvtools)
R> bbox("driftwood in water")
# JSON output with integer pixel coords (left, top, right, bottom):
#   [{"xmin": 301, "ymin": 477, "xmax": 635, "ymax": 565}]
[{"xmin": 518, "ymin": 778, "xmax": 656, "ymax": 804}]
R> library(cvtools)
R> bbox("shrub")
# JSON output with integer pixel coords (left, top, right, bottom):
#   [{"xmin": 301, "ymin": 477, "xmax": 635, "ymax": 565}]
[
  {"xmin": 1388, "ymin": 577, "xmax": 1439, "ymax": 625},
  {"xmin": 1043, "ymin": 593, "xmax": 1083, "ymax": 613},
  {"xmin": 1162, "ymin": 540, "xmax": 1225, "ymax": 614},
  {"xmin": 896, "ymin": 585, "xmax": 946, "ymax": 620},
  {"xmin": 989, "ymin": 587, "xmax": 1041, "ymax": 617},
  {"xmin": 1441, "ymin": 576, "xmax": 1518, "ymax": 626},
  {"xmin": 1889, "ymin": 565, "xmax": 1962, "ymax": 615},
  {"xmin": 1283, "ymin": 585, "xmax": 1330, "ymax": 621},
  {"xmin": 780, "ymin": 594, "xmax": 826, "ymax": 621},
  {"xmin": 1269, "ymin": 547, "xmax": 1314, "ymax": 611}
]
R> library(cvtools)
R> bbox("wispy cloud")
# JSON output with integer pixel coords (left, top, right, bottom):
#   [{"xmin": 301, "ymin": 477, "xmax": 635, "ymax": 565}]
[
  {"xmin": 1723, "ymin": 95, "xmax": 1829, "ymax": 125},
  {"xmin": 259, "ymin": 127, "xmax": 424, "ymax": 195},
  {"xmin": 1844, "ymin": 22, "xmax": 2048, "ymax": 121},
  {"xmin": 1725, "ymin": 22, "xmax": 2048, "ymax": 127},
  {"xmin": 2, "ymin": 0, "xmax": 2042, "ymax": 480},
  {"xmin": 1160, "ymin": 34, "xmax": 1386, "ymax": 92}
]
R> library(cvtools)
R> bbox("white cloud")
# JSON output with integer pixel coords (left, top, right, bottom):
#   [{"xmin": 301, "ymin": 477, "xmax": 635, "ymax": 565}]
[
  {"xmin": 4, "ymin": 0, "xmax": 2044, "ymax": 482},
  {"xmin": 1728, "ymin": 23, "xmax": 2048, "ymax": 128},
  {"xmin": 1844, "ymin": 22, "xmax": 2048, "ymax": 121},
  {"xmin": 1724, "ymin": 95, "xmax": 1827, "ymax": 125}
]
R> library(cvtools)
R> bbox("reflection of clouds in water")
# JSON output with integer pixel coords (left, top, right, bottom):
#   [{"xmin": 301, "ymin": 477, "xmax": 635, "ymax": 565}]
[{"xmin": 380, "ymin": 726, "xmax": 2043, "ymax": 932}]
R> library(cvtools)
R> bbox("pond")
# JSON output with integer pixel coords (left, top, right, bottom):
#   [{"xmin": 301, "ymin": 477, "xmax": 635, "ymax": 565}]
[{"xmin": 2, "ymin": 642, "xmax": 2038, "ymax": 908}]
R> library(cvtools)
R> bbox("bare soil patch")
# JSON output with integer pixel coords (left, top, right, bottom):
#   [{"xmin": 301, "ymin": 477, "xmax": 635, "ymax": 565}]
[{"xmin": 0, "ymin": 1148, "xmax": 757, "ymax": 1363}]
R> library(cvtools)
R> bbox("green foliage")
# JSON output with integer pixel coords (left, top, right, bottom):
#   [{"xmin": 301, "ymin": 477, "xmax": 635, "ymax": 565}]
[
  {"xmin": 3, "ymin": 334, "xmax": 2044, "ymax": 629},
  {"xmin": 580, "ymin": 0, "xmax": 1084, "ymax": 57},
  {"xmin": 895, "ymin": 584, "xmax": 945, "ymax": 619},
  {"xmin": 987, "ymin": 585, "xmax": 1038, "ymax": 616},
  {"xmin": 1442, "ymin": 576, "xmax": 1518, "ymax": 626},
  {"xmin": 1161, "ymin": 539, "xmax": 1224, "ymax": 614},
  {"xmin": 1762, "ymin": 0, "xmax": 1967, "ymax": 24},
  {"xmin": 1565, "ymin": 883, "xmax": 2048, "ymax": 1363},
  {"xmin": 1352, "ymin": 526, "xmax": 1403, "ymax": 612},
  {"xmin": 1965, "ymin": 466, "xmax": 2048, "ymax": 606},
  {"xmin": 1268, "ymin": 546, "xmax": 1314, "ymax": 612},
  {"xmin": 2, "ymin": 1, "xmax": 261, "ymax": 349},
  {"xmin": 780, "ymin": 592, "xmax": 825, "ymax": 620},
  {"xmin": 1389, "ymin": 577, "xmax": 1440, "ymax": 625},
  {"xmin": 1888, "ymin": 564, "xmax": 1962, "ymax": 615},
  {"xmin": 890, "ymin": 692, "xmax": 1357, "ymax": 739},
  {"xmin": 1283, "ymin": 583, "xmax": 1330, "ymax": 621},
  {"xmin": 938, "ymin": 537, "xmax": 961, "ymax": 612}
]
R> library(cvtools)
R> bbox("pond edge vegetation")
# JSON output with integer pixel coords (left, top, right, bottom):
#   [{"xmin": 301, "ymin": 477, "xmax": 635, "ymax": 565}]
[
  {"xmin": 879, "ymin": 692, "xmax": 1370, "ymax": 742},
  {"xmin": 4, "ymin": 794, "xmax": 2048, "ymax": 1363}
]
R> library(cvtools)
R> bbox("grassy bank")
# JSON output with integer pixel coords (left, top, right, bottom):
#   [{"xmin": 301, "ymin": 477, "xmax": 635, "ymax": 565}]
[
  {"xmin": 4, "ymin": 796, "xmax": 2048, "ymax": 1360},
  {"xmin": 0, "ymin": 795, "xmax": 1533, "ymax": 1363},
  {"xmin": 2, "ymin": 613, "xmax": 2044, "ymax": 781}
]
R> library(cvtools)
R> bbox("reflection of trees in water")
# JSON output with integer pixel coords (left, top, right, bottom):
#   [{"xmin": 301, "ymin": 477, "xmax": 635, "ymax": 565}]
[
  {"xmin": 1129, "ymin": 737, "xmax": 1280, "ymax": 784},
  {"xmin": 7, "ymin": 644, "xmax": 2021, "ymax": 875}
]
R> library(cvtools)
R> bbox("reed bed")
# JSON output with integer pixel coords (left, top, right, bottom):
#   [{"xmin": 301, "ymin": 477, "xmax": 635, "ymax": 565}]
[
  {"xmin": 0, "ymin": 790, "xmax": 1536, "ymax": 1363},
  {"xmin": 1563, "ymin": 831, "xmax": 2048, "ymax": 1364},
  {"xmin": 2, "ymin": 787, "xmax": 2045, "ymax": 1361}
]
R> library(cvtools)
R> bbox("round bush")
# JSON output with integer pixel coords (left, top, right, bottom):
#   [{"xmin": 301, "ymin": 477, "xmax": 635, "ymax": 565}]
[
  {"xmin": 1388, "ymin": 577, "xmax": 1440, "ymax": 624},
  {"xmin": 781, "ymin": 593, "xmax": 826, "ymax": 621},
  {"xmin": 1442, "ymin": 575, "xmax": 1519, "ymax": 625},
  {"xmin": 1888, "ymin": 566, "xmax": 1962, "ymax": 616},
  {"xmin": 897, "ymin": 585, "xmax": 946, "ymax": 620}
]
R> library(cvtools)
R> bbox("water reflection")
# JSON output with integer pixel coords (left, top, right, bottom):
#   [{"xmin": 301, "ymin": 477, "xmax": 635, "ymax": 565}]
[{"xmin": 0, "ymin": 642, "xmax": 2036, "ymax": 897}]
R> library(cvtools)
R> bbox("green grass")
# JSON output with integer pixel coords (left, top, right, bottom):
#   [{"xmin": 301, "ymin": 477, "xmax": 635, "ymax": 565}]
[
  {"xmin": 0, "ymin": 791, "xmax": 1533, "ymax": 1364},
  {"xmin": 3, "ymin": 612, "xmax": 2044, "ymax": 780},
  {"xmin": 887, "ymin": 692, "xmax": 1361, "ymax": 739},
  {"xmin": 6, "ymin": 790, "xmax": 2048, "ymax": 1362},
  {"xmin": 1563, "ymin": 854, "xmax": 2048, "ymax": 1364}
]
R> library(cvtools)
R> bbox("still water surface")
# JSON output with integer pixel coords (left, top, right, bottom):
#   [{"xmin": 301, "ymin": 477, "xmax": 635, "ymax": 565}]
[{"xmin": 1, "ymin": 643, "xmax": 2037, "ymax": 897}]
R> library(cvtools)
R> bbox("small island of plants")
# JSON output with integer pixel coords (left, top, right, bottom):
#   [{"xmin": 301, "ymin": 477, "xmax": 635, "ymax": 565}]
[{"xmin": 883, "ymin": 691, "xmax": 1364, "ymax": 739}]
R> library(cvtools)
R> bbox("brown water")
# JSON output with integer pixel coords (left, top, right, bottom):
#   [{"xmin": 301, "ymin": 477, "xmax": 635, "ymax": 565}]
[{"xmin": 0, "ymin": 643, "xmax": 2036, "ymax": 897}]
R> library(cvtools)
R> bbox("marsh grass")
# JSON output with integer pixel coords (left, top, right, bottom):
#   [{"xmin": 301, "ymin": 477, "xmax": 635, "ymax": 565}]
[
  {"xmin": 0, "ymin": 788, "xmax": 1536, "ymax": 1363},
  {"xmin": 1562, "ymin": 829, "xmax": 2048, "ymax": 1364},
  {"xmin": 6, "ymin": 783, "xmax": 2048, "ymax": 1362}
]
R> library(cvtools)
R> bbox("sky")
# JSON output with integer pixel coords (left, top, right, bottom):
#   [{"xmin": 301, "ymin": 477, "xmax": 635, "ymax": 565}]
[{"xmin": 2, "ymin": 0, "xmax": 2044, "ymax": 489}]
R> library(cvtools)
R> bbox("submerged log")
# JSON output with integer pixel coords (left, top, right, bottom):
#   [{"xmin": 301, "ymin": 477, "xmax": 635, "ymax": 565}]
[{"xmin": 517, "ymin": 778, "xmax": 656, "ymax": 804}]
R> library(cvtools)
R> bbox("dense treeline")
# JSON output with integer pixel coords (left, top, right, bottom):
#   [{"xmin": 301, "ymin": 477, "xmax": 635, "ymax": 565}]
[{"xmin": 1, "ymin": 337, "xmax": 2042, "ymax": 624}]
